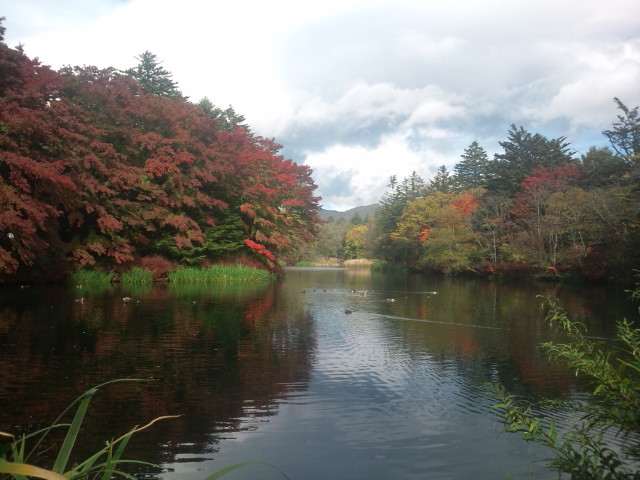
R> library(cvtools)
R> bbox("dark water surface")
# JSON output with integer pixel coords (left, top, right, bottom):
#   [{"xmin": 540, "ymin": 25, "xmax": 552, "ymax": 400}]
[{"xmin": 0, "ymin": 268, "xmax": 635, "ymax": 479}]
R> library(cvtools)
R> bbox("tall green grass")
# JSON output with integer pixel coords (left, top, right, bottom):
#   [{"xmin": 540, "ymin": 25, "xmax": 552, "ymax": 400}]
[
  {"xmin": 70, "ymin": 270, "xmax": 114, "ymax": 286},
  {"xmin": 168, "ymin": 265, "xmax": 274, "ymax": 284},
  {"xmin": 120, "ymin": 267, "xmax": 154, "ymax": 285}
]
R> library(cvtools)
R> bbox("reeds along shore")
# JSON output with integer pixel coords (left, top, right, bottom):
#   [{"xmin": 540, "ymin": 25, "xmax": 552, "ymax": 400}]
[
  {"xmin": 70, "ymin": 265, "xmax": 274, "ymax": 287},
  {"xmin": 167, "ymin": 265, "xmax": 274, "ymax": 283},
  {"xmin": 296, "ymin": 258, "xmax": 377, "ymax": 268},
  {"xmin": 120, "ymin": 267, "xmax": 154, "ymax": 284}
]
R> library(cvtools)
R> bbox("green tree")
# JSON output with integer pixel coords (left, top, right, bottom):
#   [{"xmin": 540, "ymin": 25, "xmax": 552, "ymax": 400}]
[
  {"xmin": 198, "ymin": 97, "xmax": 249, "ymax": 132},
  {"xmin": 579, "ymin": 146, "xmax": 630, "ymax": 188},
  {"xmin": 602, "ymin": 98, "xmax": 640, "ymax": 163},
  {"xmin": 454, "ymin": 141, "xmax": 490, "ymax": 190},
  {"xmin": 426, "ymin": 165, "xmax": 455, "ymax": 194},
  {"xmin": 602, "ymin": 99, "xmax": 640, "ymax": 206},
  {"xmin": 153, "ymin": 211, "xmax": 246, "ymax": 265},
  {"xmin": 374, "ymin": 172, "xmax": 426, "ymax": 262},
  {"xmin": 493, "ymin": 280, "xmax": 640, "ymax": 479},
  {"xmin": 487, "ymin": 125, "xmax": 575, "ymax": 193},
  {"xmin": 350, "ymin": 211, "xmax": 364, "ymax": 225},
  {"xmin": 125, "ymin": 51, "xmax": 180, "ymax": 97},
  {"xmin": 591, "ymin": 99, "xmax": 640, "ymax": 278}
]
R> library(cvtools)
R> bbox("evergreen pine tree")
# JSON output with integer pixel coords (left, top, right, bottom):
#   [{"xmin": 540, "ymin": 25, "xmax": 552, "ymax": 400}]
[
  {"xmin": 454, "ymin": 141, "xmax": 490, "ymax": 190},
  {"xmin": 125, "ymin": 51, "xmax": 180, "ymax": 97}
]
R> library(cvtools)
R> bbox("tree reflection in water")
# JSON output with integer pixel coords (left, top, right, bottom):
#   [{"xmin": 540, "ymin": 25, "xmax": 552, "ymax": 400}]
[{"xmin": 0, "ymin": 270, "xmax": 634, "ymax": 479}]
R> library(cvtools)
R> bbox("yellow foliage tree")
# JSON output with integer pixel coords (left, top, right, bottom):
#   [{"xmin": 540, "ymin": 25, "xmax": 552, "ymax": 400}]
[
  {"xmin": 392, "ymin": 190, "xmax": 483, "ymax": 272},
  {"xmin": 344, "ymin": 224, "xmax": 370, "ymax": 259}
]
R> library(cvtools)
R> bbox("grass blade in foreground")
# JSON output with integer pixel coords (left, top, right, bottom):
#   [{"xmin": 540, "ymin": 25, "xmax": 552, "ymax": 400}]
[
  {"xmin": 1, "ymin": 380, "xmax": 289, "ymax": 480},
  {"xmin": 0, "ymin": 461, "xmax": 66, "ymax": 480},
  {"xmin": 52, "ymin": 387, "xmax": 96, "ymax": 473},
  {"xmin": 0, "ymin": 379, "xmax": 167, "ymax": 480}
]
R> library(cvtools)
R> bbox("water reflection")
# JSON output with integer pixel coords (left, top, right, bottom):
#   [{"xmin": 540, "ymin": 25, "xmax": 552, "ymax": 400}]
[
  {"xmin": 0, "ymin": 270, "xmax": 635, "ymax": 479},
  {"xmin": 0, "ymin": 280, "xmax": 316, "ymax": 473}
]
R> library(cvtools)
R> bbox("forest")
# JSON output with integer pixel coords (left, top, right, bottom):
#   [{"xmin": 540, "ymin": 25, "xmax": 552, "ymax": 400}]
[
  {"xmin": 2, "ymin": 16, "xmax": 639, "ymax": 284},
  {"xmin": 0, "ymin": 21, "xmax": 321, "ymax": 283},
  {"xmin": 308, "ymin": 101, "xmax": 640, "ymax": 282}
]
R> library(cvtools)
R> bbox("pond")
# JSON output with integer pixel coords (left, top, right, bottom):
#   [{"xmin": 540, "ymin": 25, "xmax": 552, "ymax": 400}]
[{"xmin": 0, "ymin": 267, "xmax": 636, "ymax": 479}]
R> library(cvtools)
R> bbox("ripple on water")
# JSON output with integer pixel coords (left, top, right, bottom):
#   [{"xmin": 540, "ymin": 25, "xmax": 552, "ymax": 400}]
[{"xmin": 307, "ymin": 306, "xmax": 486, "ymax": 450}]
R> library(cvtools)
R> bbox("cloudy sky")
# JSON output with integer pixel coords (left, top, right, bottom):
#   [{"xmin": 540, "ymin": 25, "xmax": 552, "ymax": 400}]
[{"xmin": 3, "ymin": 0, "xmax": 639, "ymax": 210}]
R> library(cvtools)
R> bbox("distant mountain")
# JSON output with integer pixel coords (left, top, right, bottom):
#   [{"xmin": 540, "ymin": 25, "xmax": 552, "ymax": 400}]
[{"xmin": 318, "ymin": 204, "xmax": 379, "ymax": 222}]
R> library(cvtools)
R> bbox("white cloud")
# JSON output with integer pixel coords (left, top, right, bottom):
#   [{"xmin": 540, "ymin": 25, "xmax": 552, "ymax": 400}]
[
  {"xmin": 3, "ymin": 0, "xmax": 640, "ymax": 210},
  {"xmin": 395, "ymin": 32, "xmax": 464, "ymax": 61},
  {"xmin": 2, "ymin": 0, "xmax": 122, "ymax": 40},
  {"xmin": 289, "ymin": 82, "xmax": 460, "ymax": 129},
  {"xmin": 521, "ymin": 39, "xmax": 640, "ymax": 138},
  {"xmin": 304, "ymin": 133, "xmax": 450, "ymax": 209}
]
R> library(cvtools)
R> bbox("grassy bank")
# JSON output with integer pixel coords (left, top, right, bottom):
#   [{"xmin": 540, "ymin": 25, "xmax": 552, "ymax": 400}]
[
  {"xmin": 69, "ymin": 269, "xmax": 114, "ymax": 286},
  {"xmin": 167, "ymin": 265, "xmax": 275, "ymax": 284},
  {"xmin": 69, "ymin": 264, "xmax": 274, "ymax": 287},
  {"xmin": 120, "ymin": 267, "xmax": 154, "ymax": 284}
]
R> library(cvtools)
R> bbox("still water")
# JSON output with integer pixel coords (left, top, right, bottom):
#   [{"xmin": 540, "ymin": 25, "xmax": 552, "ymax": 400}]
[{"xmin": 0, "ymin": 268, "xmax": 635, "ymax": 479}]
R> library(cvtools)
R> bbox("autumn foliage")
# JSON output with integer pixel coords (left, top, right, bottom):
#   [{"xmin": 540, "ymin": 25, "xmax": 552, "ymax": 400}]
[
  {"xmin": 372, "ymin": 107, "xmax": 640, "ymax": 279},
  {"xmin": 391, "ymin": 190, "xmax": 482, "ymax": 272},
  {"xmin": 0, "ymin": 26, "xmax": 319, "ymax": 282}
]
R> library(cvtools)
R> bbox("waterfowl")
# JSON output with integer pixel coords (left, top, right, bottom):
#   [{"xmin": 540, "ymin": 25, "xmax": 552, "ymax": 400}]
[
  {"xmin": 385, "ymin": 298, "xmax": 396, "ymax": 303},
  {"xmin": 344, "ymin": 309, "xmax": 352, "ymax": 314},
  {"xmin": 122, "ymin": 296, "xmax": 132, "ymax": 303}
]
